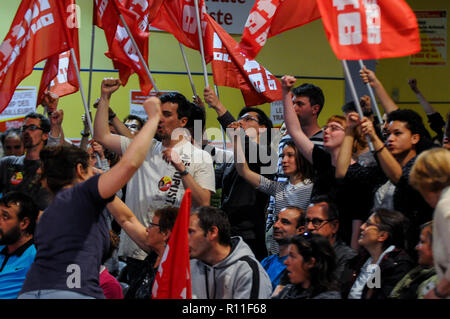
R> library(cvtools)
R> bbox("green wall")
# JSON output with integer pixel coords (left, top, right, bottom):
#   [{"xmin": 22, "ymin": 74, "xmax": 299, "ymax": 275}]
[{"xmin": 0, "ymin": 0, "xmax": 448, "ymax": 139}]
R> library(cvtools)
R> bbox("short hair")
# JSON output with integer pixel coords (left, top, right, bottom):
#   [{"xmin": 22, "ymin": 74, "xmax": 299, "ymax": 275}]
[
  {"xmin": 187, "ymin": 103, "xmax": 206, "ymax": 142},
  {"xmin": 0, "ymin": 191, "xmax": 39, "ymax": 235},
  {"xmin": 419, "ymin": 221, "xmax": 433, "ymax": 244},
  {"xmin": 280, "ymin": 206, "xmax": 306, "ymax": 228},
  {"xmin": 24, "ymin": 112, "xmax": 51, "ymax": 133},
  {"xmin": 387, "ymin": 109, "xmax": 434, "ymax": 154},
  {"xmin": 191, "ymin": 206, "xmax": 231, "ymax": 246},
  {"xmin": 159, "ymin": 92, "xmax": 193, "ymax": 128},
  {"xmin": 309, "ymin": 195, "xmax": 339, "ymax": 221},
  {"xmin": 40, "ymin": 145, "xmax": 90, "ymax": 195},
  {"xmin": 1, "ymin": 128, "xmax": 22, "ymax": 145},
  {"xmin": 341, "ymin": 101, "xmax": 373, "ymax": 117},
  {"xmin": 292, "ymin": 83, "xmax": 325, "ymax": 116},
  {"xmin": 238, "ymin": 107, "xmax": 273, "ymax": 149},
  {"xmin": 289, "ymin": 233, "xmax": 338, "ymax": 295},
  {"xmin": 154, "ymin": 206, "xmax": 179, "ymax": 234},
  {"xmin": 326, "ymin": 115, "xmax": 346, "ymax": 128},
  {"xmin": 410, "ymin": 148, "xmax": 450, "ymax": 193},
  {"xmin": 123, "ymin": 114, "xmax": 146, "ymax": 127},
  {"xmin": 372, "ymin": 208, "xmax": 408, "ymax": 250}
]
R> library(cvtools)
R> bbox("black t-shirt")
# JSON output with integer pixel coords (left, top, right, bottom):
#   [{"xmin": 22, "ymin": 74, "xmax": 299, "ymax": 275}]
[
  {"xmin": 20, "ymin": 174, "xmax": 114, "ymax": 299},
  {"xmin": 0, "ymin": 155, "xmax": 51, "ymax": 210},
  {"xmin": 311, "ymin": 145, "xmax": 387, "ymax": 244}
]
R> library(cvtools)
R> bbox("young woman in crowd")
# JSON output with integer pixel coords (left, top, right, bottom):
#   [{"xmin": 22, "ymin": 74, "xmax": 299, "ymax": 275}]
[
  {"xmin": 410, "ymin": 147, "xmax": 450, "ymax": 299},
  {"xmin": 229, "ymin": 128, "xmax": 314, "ymax": 254},
  {"xmin": 282, "ymin": 75, "xmax": 384, "ymax": 249},
  {"xmin": 343, "ymin": 209, "xmax": 414, "ymax": 299},
  {"xmin": 272, "ymin": 233, "xmax": 341, "ymax": 299},
  {"xmin": 18, "ymin": 92, "xmax": 162, "ymax": 299},
  {"xmin": 340, "ymin": 109, "xmax": 435, "ymax": 257}
]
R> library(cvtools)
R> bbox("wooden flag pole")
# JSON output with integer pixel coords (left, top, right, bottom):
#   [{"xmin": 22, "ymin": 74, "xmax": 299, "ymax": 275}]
[
  {"xmin": 342, "ymin": 60, "xmax": 375, "ymax": 152},
  {"xmin": 179, "ymin": 42, "xmax": 197, "ymax": 97},
  {"xmin": 358, "ymin": 60, "xmax": 384, "ymax": 125}
]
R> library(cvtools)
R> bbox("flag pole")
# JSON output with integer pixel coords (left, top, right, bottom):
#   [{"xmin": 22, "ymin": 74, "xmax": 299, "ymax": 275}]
[
  {"xmin": 214, "ymin": 85, "xmax": 227, "ymax": 150},
  {"xmin": 179, "ymin": 42, "xmax": 197, "ymax": 97},
  {"xmin": 358, "ymin": 60, "xmax": 384, "ymax": 125},
  {"xmin": 112, "ymin": 2, "xmax": 159, "ymax": 92},
  {"xmin": 193, "ymin": 0, "xmax": 209, "ymax": 88},
  {"xmin": 342, "ymin": 60, "xmax": 375, "ymax": 152},
  {"xmin": 87, "ymin": 23, "xmax": 96, "ymax": 109}
]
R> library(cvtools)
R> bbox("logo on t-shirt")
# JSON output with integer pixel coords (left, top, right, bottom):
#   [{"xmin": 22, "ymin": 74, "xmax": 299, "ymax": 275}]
[
  {"xmin": 158, "ymin": 176, "xmax": 172, "ymax": 192},
  {"xmin": 10, "ymin": 172, "xmax": 23, "ymax": 185}
]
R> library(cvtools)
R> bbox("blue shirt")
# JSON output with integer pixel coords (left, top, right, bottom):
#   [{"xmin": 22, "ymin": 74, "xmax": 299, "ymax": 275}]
[
  {"xmin": 0, "ymin": 239, "xmax": 36, "ymax": 299},
  {"xmin": 260, "ymin": 254, "xmax": 287, "ymax": 290}
]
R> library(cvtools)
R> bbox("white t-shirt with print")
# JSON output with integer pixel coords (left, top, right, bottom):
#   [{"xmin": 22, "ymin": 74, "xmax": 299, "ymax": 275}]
[{"xmin": 117, "ymin": 137, "xmax": 215, "ymax": 260}]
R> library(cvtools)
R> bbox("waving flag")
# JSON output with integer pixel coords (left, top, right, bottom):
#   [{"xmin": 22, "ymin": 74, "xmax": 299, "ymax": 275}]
[
  {"xmin": 207, "ymin": 14, "xmax": 282, "ymax": 106},
  {"xmin": 0, "ymin": 0, "xmax": 72, "ymax": 113},
  {"xmin": 94, "ymin": 0, "xmax": 152, "ymax": 94},
  {"xmin": 151, "ymin": 0, "xmax": 213, "ymax": 63},
  {"xmin": 152, "ymin": 189, "xmax": 192, "ymax": 299},
  {"xmin": 240, "ymin": 0, "xmax": 320, "ymax": 59},
  {"xmin": 316, "ymin": 0, "xmax": 421, "ymax": 60},
  {"xmin": 37, "ymin": 0, "xmax": 80, "ymax": 106}
]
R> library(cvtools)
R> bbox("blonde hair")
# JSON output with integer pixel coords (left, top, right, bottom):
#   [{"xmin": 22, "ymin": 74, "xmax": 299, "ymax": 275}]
[{"xmin": 410, "ymin": 148, "xmax": 450, "ymax": 193}]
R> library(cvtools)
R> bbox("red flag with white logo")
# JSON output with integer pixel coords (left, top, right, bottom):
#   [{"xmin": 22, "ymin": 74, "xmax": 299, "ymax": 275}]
[
  {"xmin": 316, "ymin": 0, "xmax": 421, "ymax": 60},
  {"xmin": 152, "ymin": 189, "xmax": 192, "ymax": 299},
  {"xmin": 94, "ymin": 0, "xmax": 152, "ymax": 94},
  {"xmin": 240, "ymin": 0, "xmax": 320, "ymax": 59},
  {"xmin": 0, "ymin": 0, "xmax": 72, "ymax": 113},
  {"xmin": 37, "ymin": 0, "xmax": 80, "ymax": 106},
  {"xmin": 207, "ymin": 14, "xmax": 282, "ymax": 107},
  {"xmin": 151, "ymin": 0, "xmax": 213, "ymax": 63}
]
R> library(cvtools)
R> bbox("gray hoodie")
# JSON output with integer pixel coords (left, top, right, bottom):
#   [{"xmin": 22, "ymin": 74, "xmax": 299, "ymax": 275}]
[{"xmin": 190, "ymin": 236, "xmax": 272, "ymax": 299}]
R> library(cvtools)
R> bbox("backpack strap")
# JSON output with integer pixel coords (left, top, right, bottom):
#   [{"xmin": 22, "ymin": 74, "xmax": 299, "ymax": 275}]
[{"xmin": 238, "ymin": 256, "xmax": 260, "ymax": 299}]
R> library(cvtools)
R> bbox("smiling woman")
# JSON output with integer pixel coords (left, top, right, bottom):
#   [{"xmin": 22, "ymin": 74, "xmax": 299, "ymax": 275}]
[{"xmin": 272, "ymin": 233, "xmax": 341, "ymax": 299}]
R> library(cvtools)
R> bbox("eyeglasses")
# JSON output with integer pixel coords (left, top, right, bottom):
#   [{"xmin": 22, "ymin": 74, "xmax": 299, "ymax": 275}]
[
  {"xmin": 363, "ymin": 220, "xmax": 382, "ymax": 230},
  {"xmin": 306, "ymin": 217, "xmax": 334, "ymax": 229},
  {"xmin": 238, "ymin": 115, "xmax": 259, "ymax": 124},
  {"xmin": 21, "ymin": 124, "xmax": 43, "ymax": 132},
  {"xmin": 147, "ymin": 222, "xmax": 160, "ymax": 229},
  {"xmin": 322, "ymin": 124, "xmax": 344, "ymax": 132}
]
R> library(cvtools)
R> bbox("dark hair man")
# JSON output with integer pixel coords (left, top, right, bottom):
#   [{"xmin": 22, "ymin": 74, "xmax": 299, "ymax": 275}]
[
  {"xmin": 189, "ymin": 206, "xmax": 272, "ymax": 299},
  {"xmin": 0, "ymin": 191, "xmax": 39, "ymax": 299},
  {"xmin": 94, "ymin": 79, "xmax": 215, "ymax": 281},
  {"xmin": 0, "ymin": 112, "xmax": 51, "ymax": 211}
]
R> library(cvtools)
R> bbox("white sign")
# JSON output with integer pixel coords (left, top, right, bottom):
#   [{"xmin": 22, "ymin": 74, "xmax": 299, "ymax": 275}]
[
  {"xmin": 270, "ymin": 100, "xmax": 283, "ymax": 127},
  {"xmin": 150, "ymin": 0, "xmax": 255, "ymax": 35},
  {"xmin": 0, "ymin": 87, "xmax": 37, "ymax": 120},
  {"xmin": 129, "ymin": 90, "xmax": 178, "ymax": 119}
]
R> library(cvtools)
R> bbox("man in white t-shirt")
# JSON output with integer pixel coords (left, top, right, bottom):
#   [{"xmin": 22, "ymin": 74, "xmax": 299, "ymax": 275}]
[{"xmin": 94, "ymin": 79, "xmax": 215, "ymax": 280}]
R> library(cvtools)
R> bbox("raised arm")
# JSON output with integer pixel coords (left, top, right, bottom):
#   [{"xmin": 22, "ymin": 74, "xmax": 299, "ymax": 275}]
[
  {"xmin": 360, "ymin": 117, "xmax": 403, "ymax": 183},
  {"xmin": 98, "ymin": 96, "xmax": 162, "ymax": 199},
  {"xmin": 106, "ymin": 196, "xmax": 150, "ymax": 252},
  {"xmin": 203, "ymin": 85, "xmax": 227, "ymax": 117},
  {"xmin": 93, "ymin": 79, "xmax": 124, "ymax": 155},
  {"xmin": 408, "ymin": 79, "xmax": 435, "ymax": 115},
  {"xmin": 336, "ymin": 112, "xmax": 360, "ymax": 179},
  {"xmin": 281, "ymin": 75, "xmax": 314, "ymax": 163},
  {"xmin": 360, "ymin": 66, "xmax": 399, "ymax": 114},
  {"xmin": 228, "ymin": 121, "xmax": 261, "ymax": 188}
]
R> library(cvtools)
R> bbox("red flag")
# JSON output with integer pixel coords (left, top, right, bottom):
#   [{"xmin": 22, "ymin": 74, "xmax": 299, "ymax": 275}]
[
  {"xmin": 94, "ymin": 0, "xmax": 152, "ymax": 94},
  {"xmin": 239, "ymin": 0, "xmax": 320, "ymax": 59},
  {"xmin": 152, "ymin": 189, "xmax": 192, "ymax": 299},
  {"xmin": 37, "ymin": 0, "xmax": 80, "ymax": 106},
  {"xmin": 0, "ymin": 0, "xmax": 72, "ymax": 113},
  {"xmin": 207, "ymin": 15, "xmax": 282, "ymax": 107},
  {"xmin": 151, "ymin": 0, "xmax": 213, "ymax": 63},
  {"xmin": 316, "ymin": 0, "xmax": 421, "ymax": 60}
]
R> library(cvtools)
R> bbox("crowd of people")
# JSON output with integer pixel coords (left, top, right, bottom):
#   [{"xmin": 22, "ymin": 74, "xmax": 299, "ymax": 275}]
[{"xmin": 0, "ymin": 69, "xmax": 449, "ymax": 300}]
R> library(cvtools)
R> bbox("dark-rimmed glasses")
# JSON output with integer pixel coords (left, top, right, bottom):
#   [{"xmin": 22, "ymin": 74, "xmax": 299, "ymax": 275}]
[{"xmin": 21, "ymin": 124, "xmax": 43, "ymax": 132}]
